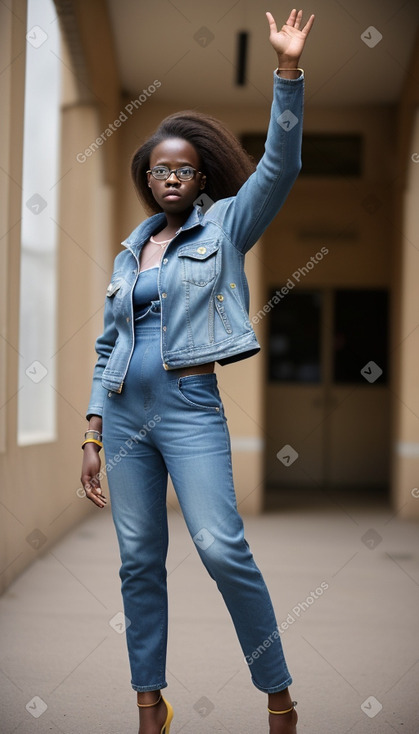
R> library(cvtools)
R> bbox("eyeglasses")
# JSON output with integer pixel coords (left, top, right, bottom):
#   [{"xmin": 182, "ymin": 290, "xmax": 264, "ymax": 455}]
[{"xmin": 147, "ymin": 166, "xmax": 202, "ymax": 181}]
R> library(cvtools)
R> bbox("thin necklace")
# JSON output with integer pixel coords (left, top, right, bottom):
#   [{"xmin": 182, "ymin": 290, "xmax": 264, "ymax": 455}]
[
  {"xmin": 149, "ymin": 235, "xmax": 171, "ymax": 247},
  {"xmin": 149, "ymin": 228, "xmax": 181, "ymax": 247}
]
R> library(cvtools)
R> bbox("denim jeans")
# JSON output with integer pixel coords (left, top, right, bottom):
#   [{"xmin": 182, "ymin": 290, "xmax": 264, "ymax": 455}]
[{"xmin": 102, "ymin": 301, "xmax": 292, "ymax": 693}]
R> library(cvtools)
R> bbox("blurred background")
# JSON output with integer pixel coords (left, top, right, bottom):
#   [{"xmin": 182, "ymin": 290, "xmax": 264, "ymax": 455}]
[{"xmin": 1, "ymin": 1, "xmax": 419, "ymax": 731}]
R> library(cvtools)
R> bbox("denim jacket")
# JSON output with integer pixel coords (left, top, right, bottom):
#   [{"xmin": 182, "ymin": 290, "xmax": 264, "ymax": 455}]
[{"xmin": 87, "ymin": 71, "xmax": 304, "ymax": 418}]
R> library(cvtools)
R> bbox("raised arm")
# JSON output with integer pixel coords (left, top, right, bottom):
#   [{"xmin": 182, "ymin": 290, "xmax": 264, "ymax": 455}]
[{"xmin": 212, "ymin": 9, "xmax": 314, "ymax": 255}]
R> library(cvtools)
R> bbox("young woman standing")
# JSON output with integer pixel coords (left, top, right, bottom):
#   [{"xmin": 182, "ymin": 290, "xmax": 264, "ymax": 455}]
[{"xmin": 81, "ymin": 9, "xmax": 314, "ymax": 733}]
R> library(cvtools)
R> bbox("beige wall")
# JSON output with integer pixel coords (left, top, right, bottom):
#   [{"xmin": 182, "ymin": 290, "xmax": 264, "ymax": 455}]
[
  {"xmin": 0, "ymin": 0, "xmax": 26, "ymax": 595},
  {"xmin": 0, "ymin": 0, "xmax": 120, "ymax": 594},
  {"xmin": 390, "ymin": 29, "xmax": 419, "ymax": 520},
  {"xmin": 392, "ymin": 108, "xmax": 419, "ymax": 518}
]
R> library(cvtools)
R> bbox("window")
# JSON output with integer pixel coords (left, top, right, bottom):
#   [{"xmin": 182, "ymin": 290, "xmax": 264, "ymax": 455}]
[
  {"xmin": 268, "ymin": 290, "xmax": 323, "ymax": 382},
  {"xmin": 333, "ymin": 289, "xmax": 388, "ymax": 384},
  {"xmin": 267, "ymin": 288, "xmax": 389, "ymax": 385},
  {"xmin": 17, "ymin": 0, "xmax": 61, "ymax": 445},
  {"xmin": 241, "ymin": 133, "xmax": 363, "ymax": 177}
]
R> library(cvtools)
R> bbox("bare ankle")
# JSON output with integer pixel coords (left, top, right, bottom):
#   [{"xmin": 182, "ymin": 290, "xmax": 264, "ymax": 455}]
[{"xmin": 268, "ymin": 690, "xmax": 298, "ymax": 733}]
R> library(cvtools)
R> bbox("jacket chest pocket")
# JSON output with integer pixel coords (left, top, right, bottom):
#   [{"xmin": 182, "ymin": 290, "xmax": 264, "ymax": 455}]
[{"xmin": 177, "ymin": 242, "xmax": 219, "ymax": 286}]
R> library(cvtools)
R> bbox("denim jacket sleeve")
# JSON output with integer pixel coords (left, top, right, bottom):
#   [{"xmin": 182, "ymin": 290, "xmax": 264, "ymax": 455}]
[
  {"xmin": 221, "ymin": 70, "xmax": 304, "ymax": 255},
  {"xmin": 86, "ymin": 274, "xmax": 120, "ymax": 419}
]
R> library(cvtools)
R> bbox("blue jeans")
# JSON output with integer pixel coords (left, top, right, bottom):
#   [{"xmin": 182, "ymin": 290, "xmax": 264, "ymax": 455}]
[{"xmin": 102, "ymin": 301, "xmax": 292, "ymax": 693}]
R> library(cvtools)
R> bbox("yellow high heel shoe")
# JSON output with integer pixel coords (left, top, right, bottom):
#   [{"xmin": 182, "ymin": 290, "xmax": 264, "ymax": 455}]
[{"xmin": 137, "ymin": 693, "xmax": 174, "ymax": 733}]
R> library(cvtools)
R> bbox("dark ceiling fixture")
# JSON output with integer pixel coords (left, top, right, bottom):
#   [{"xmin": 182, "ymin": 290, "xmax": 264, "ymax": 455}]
[{"xmin": 236, "ymin": 31, "xmax": 248, "ymax": 86}]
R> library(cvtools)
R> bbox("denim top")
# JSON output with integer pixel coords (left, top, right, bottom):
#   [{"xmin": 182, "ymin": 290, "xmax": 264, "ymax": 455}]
[{"xmin": 133, "ymin": 266, "xmax": 159, "ymax": 317}]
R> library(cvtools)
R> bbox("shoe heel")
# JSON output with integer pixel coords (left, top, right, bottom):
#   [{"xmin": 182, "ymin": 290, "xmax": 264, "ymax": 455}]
[{"xmin": 161, "ymin": 696, "xmax": 173, "ymax": 733}]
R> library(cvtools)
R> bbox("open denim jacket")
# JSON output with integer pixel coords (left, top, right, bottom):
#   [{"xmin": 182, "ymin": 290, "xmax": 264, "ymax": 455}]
[{"xmin": 87, "ymin": 71, "xmax": 304, "ymax": 418}]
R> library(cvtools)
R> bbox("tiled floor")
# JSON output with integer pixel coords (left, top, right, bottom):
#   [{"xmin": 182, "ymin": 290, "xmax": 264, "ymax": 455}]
[{"xmin": 1, "ymin": 497, "xmax": 418, "ymax": 733}]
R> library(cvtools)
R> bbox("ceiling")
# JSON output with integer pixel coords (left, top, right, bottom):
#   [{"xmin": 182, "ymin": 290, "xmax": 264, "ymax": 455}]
[{"xmin": 105, "ymin": 0, "xmax": 419, "ymax": 108}]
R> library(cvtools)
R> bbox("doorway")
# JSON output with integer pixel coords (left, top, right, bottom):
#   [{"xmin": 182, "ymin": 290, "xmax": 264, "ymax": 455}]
[{"xmin": 264, "ymin": 287, "xmax": 391, "ymax": 504}]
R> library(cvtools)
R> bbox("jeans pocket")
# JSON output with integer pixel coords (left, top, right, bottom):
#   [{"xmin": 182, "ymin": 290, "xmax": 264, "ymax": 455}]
[{"xmin": 176, "ymin": 373, "xmax": 222, "ymax": 411}]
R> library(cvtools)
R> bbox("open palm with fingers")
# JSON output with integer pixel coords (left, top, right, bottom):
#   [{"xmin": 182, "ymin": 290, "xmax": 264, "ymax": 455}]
[{"xmin": 266, "ymin": 8, "xmax": 315, "ymax": 62}]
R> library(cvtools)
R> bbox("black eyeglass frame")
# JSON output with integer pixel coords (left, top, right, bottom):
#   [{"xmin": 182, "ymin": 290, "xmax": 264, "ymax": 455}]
[{"xmin": 146, "ymin": 166, "xmax": 203, "ymax": 181}]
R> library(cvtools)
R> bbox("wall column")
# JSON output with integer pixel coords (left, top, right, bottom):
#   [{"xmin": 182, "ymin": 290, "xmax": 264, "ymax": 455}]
[{"xmin": 392, "ymin": 108, "xmax": 419, "ymax": 519}]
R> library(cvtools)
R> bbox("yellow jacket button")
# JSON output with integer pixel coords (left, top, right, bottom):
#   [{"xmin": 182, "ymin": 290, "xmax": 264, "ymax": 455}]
[
  {"xmin": 162, "ymin": 292, "xmax": 167, "ymax": 298},
  {"xmin": 197, "ymin": 246, "xmax": 207, "ymax": 254},
  {"xmin": 216, "ymin": 294, "xmax": 224, "ymax": 301},
  {"xmin": 163, "ymin": 363, "xmax": 169, "ymax": 370},
  {"xmin": 230, "ymin": 283, "xmax": 236, "ymax": 288}
]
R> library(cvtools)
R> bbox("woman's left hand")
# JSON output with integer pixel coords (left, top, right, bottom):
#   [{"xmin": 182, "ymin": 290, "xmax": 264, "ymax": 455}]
[{"xmin": 266, "ymin": 9, "xmax": 315, "ymax": 63}]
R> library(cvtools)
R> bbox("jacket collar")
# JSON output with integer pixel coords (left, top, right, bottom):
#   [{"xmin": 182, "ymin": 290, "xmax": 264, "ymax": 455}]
[{"xmin": 121, "ymin": 206, "xmax": 204, "ymax": 249}]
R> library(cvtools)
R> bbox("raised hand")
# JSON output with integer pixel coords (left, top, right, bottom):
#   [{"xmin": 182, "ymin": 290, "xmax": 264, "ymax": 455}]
[{"xmin": 266, "ymin": 9, "xmax": 315, "ymax": 64}]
